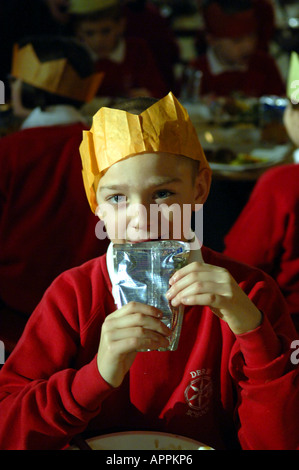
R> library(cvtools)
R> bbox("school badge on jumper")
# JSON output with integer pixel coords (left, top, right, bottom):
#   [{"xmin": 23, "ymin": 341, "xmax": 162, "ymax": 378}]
[{"xmin": 184, "ymin": 369, "xmax": 213, "ymax": 417}]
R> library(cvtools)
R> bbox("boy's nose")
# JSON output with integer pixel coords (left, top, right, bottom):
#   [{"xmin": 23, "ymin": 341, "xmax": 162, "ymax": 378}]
[{"xmin": 128, "ymin": 203, "xmax": 150, "ymax": 229}]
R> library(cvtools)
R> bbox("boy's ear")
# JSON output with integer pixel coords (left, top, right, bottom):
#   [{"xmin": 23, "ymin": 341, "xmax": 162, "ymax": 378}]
[{"xmin": 194, "ymin": 168, "xmax": 211, "ymax": 206}]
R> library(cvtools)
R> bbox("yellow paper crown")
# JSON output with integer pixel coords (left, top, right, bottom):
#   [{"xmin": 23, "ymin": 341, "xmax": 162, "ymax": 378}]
[
  {"xmin": 287, "ymin": 52, "xmax": 299, "ymax": 104},
  {"xmin": 80, "ymin": 92, "xmax": 211, "ymax": 212},
  {"xmin": 69, "ymin": 0, "xmax": 119, "ymax": 14},
  {"xmin": 11, "ymin": 43, "xmax": 104, "ymax": 103}
]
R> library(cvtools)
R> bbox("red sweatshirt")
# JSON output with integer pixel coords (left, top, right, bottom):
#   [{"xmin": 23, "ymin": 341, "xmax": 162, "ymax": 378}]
[
  {"xmin": 191, "ymin": 50, "xmax": 285, "ymax": 97},
  {"xmin": 0, "ymin": 124, "xmax": 108, "ymax": 315},
  {"xmin": 224, "ymin": 164, "xmax": 299, "ymax": 324},
  {"xmin": 0, "ymin": 246, "xmax": 298, "ymax": 450},
  {"xmin": 94, "ymin": 37, "xmax": 168, "ymax": 99}
]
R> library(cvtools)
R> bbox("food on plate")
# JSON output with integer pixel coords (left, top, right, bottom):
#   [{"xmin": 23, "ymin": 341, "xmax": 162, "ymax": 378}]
[
  {"xmin": 153, "ymin": 438, "xmax": 213, "ymax": 450},
  {"xmin": 208, "ymin": 96, "xmax": 260, "ymax": 124},
  {"xmin": 205, "ymin": 147, "xmax": 267, "ymax": 166}
]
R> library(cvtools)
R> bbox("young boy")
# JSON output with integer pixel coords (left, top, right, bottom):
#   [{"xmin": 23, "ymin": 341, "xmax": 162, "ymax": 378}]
[
  {"xmin": 224, "ymin": 53, "xmax": 299, "ymax": 332},
  {"xmin": 69, "ymin": 0, "xmax": 168, "ymax": 98},
  {"xmin": 0, "ymin": 36, "xmax": 108, "ymax": 351},
  {"xmin": 0, "ymin": 92, "xmax": 298, "ymax": 450},
  {"xmin": 191, "ymin": 0, "xmax": 285, "ymax": 97}
]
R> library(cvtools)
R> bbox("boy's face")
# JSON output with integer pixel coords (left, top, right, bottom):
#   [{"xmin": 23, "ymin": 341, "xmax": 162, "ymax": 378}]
[
  {"xmin": 208, "ymin": 33, "xmax": 257, "ymax": 67},
  {"xmin": 96, "ymin": 152, "xmax": 210, "ymax": 244},
  {"xmin": 76, "ymin": 18, "xmax": 125, "ymax": 58}
]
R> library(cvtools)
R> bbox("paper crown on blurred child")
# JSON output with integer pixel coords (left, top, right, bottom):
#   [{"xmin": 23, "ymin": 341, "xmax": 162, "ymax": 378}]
[
  {"xmin": 80, "ymin": 92, "xmax": 211, "ymax": 213},
  {"xmin": 287, "ymin": 52, "xmax": 299, "ymax": 105},
  {"xmin": 11, "ymin": 43, "xmax": 104, "ymax": 103},
  {"xmin": 69, "ymin": 0, "xmax": 119, "ymax": 14}
]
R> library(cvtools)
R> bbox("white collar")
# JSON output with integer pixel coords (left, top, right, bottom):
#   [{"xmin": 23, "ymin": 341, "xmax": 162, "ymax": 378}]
[
  {"xmin": 108, "ymin": 38, "xmax": 126, "ymax": 63},
  {"xmin": 106, "ymin": 236, "xmax": 204, "ymax": 303},
  {"xmin": 293, "ymin": 148, "xmax": 299, "ymax": 163},
  {"xmin": 207, "ymin": 46, "xmax": 247, "ymax": 75},
  {"xmin": 21, "ymin": 105, "xmax": 86, "ymax": 129}
]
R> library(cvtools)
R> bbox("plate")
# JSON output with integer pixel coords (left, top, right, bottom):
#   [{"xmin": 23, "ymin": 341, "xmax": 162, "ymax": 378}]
[
  {"xmin": 209, "ymin": 144, "xmax": 291, "ymax": 172},
  {"xmin": 70, "ymin": 431, "xmax": 213, "ymax": 450}
]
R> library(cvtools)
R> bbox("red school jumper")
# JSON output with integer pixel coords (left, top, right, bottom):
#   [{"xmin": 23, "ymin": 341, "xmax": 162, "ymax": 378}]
[
  {"xmin": 94, "ymin": 37, "xmax": 168, "ymax": 98},
  {"xmin": 191, "ymin": 51, "xmax": 285, "ymax": 97},
  {"xmin": 224, "ymin": 164, "xmax": 299, "ymax": 328},
  {"xmin": 0, "ymin": 246, "xmax": 298, "ymax": 450},
  {"xmin": 0, "ymin": 123, "xmax": 108, "ymax": 316}
]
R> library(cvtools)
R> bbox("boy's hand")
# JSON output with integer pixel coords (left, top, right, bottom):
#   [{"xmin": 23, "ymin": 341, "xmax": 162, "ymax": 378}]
[
  {"xmin": 97, "ymin": 302, "xmax": 171, "ymax": 388},
  {"xmin": 166, "ymin": 262, "xmax": 262, "ymax": 335}
]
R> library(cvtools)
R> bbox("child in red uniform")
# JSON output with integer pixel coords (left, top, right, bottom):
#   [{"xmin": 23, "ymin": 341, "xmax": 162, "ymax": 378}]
[
  {"xmin": 191, "ymin": 0, "xmax": 285, "ymax": 97},
  {"xmin": 0, "ymin": 92, "xmax": 298, "ymax": 450},
  {"xmin": 123, "ymin": 0, "xmax": 180, "ymax": 91},
  {"xmin": 69, "ymin": 0, "xmax": 168, "ymax": 98},
  {"xmin": 224, "ymin": 62, "xmax": 299, "ymax": 331},
  {"xmin": 0, "ymin": 36, "xmax": 108, "ymax": 350}
]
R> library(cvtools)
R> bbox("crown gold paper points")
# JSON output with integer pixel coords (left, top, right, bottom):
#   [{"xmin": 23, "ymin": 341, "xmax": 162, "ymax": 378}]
[
  {"xmin": 287, "ymin": 52, "xmax": 299, "ymax": 104},
  {"xmin": 80, "ymin": 92, "xmax": 211, "ymax": 213},
  {"xmin": 11, "ymin": 44, "xmax": 104, "ymax": 103}
]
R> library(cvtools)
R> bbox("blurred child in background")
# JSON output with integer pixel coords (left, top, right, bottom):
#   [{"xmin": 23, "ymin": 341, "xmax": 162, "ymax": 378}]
[
  {"xmin": 0, "ymin": 36, "xmax": 108, "ymax": 352},
  {"xmin": 191, "ymin": 0, "xmax": 285, "ymax": 97},
  {"xmin": 224, "ymin": 52, "xmax": 299, "ymax": 332},
  {"xmin": 69, "ymin": 0, "xmax": 168, "ymax": 98},
  {"xmin": 123, "ymin": 0, "xmax": 180, "ymax": 91}
]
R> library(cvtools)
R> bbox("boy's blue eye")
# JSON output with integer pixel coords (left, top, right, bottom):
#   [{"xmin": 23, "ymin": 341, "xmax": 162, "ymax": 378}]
[
  {"xmin": 108, "ymin": 195, "xmax": 126, "ymax": 204},
  {"xmin": 155, "ymin": 190, "xmax": 174, "ymax": 199}
]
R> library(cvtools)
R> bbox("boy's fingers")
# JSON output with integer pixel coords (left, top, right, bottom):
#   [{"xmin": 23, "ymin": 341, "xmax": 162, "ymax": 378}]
[
  {"xmin": 167, "ymin": 271, "xmax": 227, "ymax": 300},
  {"xmin": 106, "ymin": 325, "xmax": 170, "ymax": 344},
  {"xmin": 105, "ymin": 312, "xmax": 171, "ymax": 337},
  {"xmin": 111, "ymin": 301, "xmax": 163, "ymax": 319},
  {"xmin": 109, "ymin": 334, "xmax": 170, "ymax": 355},
  {"xmin": 177, "ymin": 293, "xmax": 222, "ymax": 308},
  {"xmin": 169, "ymin": 262, "xmax": 224, "ymax": 285},
  {"xmin": 168, "ymin": 280, "xmax": 229, "ymax": 306}
]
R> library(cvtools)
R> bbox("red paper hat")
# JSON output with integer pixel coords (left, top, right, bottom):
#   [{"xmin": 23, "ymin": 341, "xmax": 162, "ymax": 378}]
[{"xmin": 203, "ymin": 3, "xmax": 257, "ymax": 39}]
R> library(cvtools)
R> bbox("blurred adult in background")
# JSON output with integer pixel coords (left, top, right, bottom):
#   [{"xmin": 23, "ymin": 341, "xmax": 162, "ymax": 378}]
[
  {"xmin": 123, "ymin": 0, "xmax": 180, "ymax": 91},
  {"xmin": 191, "ymin": 0, "xmax": 285, "ymax": 97},
  {"xmin": 69, "ymin": 0, "xmax": 168, "ymax": 98},
  {"xmin": 0, "ymin": 36, "xmax": 108, "ymax": 352}
]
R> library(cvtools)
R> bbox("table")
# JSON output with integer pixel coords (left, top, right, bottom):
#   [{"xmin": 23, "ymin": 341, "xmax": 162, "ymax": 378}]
[{"xmin": 184, "ymin": 100, "xmax": 295, "ymax": 250}]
